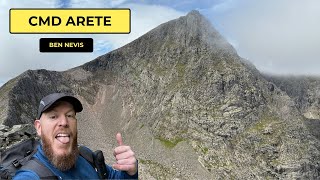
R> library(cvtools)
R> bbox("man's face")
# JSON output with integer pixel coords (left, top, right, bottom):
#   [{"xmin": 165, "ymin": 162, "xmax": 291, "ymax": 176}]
[{"xmin": 34, "ymin": 101, "xmax": 79, "ymax": 170}]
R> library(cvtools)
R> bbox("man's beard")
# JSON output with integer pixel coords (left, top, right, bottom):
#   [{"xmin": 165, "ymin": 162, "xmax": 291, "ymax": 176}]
[{"xmin": 42, "ymin": 131, "xmax": 79, "ymax": 171}]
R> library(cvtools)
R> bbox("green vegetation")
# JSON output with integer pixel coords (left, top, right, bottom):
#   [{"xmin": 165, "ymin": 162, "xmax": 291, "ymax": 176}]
[
  {"xmin": 167, "ymin": 78, "xmax": 182, "ymax": 91},
  {"xmin": 138, "ymin": 158, "xmax": 177, "ymax": 179},
  {"xmin": 139, "ymin": 159, "xmax": 150, "ymax": 164},
  {"xmin": 202, "ymin": 147, "xmax": 209, "ymax": 154},
  {"xmin": 199, "ymin": 154, "xmax": 235, "ymax": 173},
  {"xmin": 176, "ymin": 62, "xmax": 186, "ymax": 77},
  {"xmin": 156, "ymin": 137, "xmax": 184, "ymax": 148},
  {"xmin": 249, "ymin": 113, "xmax": 282, "ymax": 133},
  {"xmin": 166, "ymin": 62, "xmax": 187, "ymax": 91},
  {"xmin": 271, "ymin": 158, "xmax": 280, "ymax": 166},
  {"xmin": 193, "ymin": 141, "xmax": 210, "ymax": 154},
  {"xmin": 154, "ymin": 66, "xmax": 167, "ymax": 76}
]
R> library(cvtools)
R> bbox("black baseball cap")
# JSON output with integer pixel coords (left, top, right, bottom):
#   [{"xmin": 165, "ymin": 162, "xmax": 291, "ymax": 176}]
[{"xmin": 36, "ymin": 93, "xmax": 83, "ymax": 119}]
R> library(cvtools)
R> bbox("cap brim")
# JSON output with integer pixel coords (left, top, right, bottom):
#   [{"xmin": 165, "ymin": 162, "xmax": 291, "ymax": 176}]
[{"xmin": 37, "ymin": 95, "xmax": 83, "ymax": 119}]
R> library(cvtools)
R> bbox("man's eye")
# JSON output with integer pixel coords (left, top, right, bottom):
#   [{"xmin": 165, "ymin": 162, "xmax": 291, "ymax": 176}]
[
  {"xmin": 49, "ymin": 115, "xmax": 57, "ymax": 119},
  {"xmin": 67, "ymin": 114, "xmax": 75, "ymax": 118}
]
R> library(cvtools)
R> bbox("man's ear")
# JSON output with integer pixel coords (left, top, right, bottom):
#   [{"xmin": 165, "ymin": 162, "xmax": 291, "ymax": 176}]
[{"xmin": 34, "ymin": 119, "xmax": 42, "ymax": 136}]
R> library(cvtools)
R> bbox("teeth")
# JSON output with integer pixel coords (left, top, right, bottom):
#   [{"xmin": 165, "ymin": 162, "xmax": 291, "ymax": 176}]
[
  {"xmin": 56, "ymin": 133, "xmax": 69, "ymax": 137},
  {"xmin": 56, "ymin": 133, "xmax": 71, "ymax": 144}
]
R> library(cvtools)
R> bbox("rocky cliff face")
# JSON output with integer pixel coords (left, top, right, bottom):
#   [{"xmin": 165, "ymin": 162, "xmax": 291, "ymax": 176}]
[
  {"xmin": 265, "ymin": 75, "xmax": 320, "ymax": 141},
  {"xmin": 264, "ymin": 75, "xmax": 320, "ymax": 119},
  {"xmin": 1, "ymin": 11, "xmax": 319, "ymax": 179}
]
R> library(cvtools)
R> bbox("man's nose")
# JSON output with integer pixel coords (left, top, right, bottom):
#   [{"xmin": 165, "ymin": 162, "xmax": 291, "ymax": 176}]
[{"xmin": 58, "ymin": 115, "xmax": 69, "ymax": 127}]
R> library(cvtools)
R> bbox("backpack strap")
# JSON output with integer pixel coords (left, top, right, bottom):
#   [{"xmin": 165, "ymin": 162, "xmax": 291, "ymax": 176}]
[
  {"xmin": 78, "ymin": 146, "xmax": 109, "ymax": 179},
  {"xmin": 78, "ymin": 146, "xmax": 94, "ymax": 165},
  {"xmin": 93, "ymin": 150, "xmax": 109, "ymax": 179},
  {"xmin": 20, "ymin": 157, "xmax": 58, "ymax": 180}
]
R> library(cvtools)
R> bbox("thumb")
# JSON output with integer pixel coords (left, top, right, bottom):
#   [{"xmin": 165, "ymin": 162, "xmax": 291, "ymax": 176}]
[{"xmin": 116, "ymin": 132, "xmax": 123, "ymax": 146}]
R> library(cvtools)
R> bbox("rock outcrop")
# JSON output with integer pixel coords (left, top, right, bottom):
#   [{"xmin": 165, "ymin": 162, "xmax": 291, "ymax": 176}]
[
  {"xmin": 0, "ymin": 124, "xmax": 36, "ymax": 151},
  {"xmin": 0, "ymin": 10, "xmax": 319, "ymax": 179},
  {"xmin": 265, "ymin": 75, "xmax": 320, "ymax": 141}
]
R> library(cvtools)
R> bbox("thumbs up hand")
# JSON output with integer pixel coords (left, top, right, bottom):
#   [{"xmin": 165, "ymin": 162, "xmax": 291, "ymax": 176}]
[{"xmin": 112, "ymin": 133, "xmax": 137, "ymax": 176}]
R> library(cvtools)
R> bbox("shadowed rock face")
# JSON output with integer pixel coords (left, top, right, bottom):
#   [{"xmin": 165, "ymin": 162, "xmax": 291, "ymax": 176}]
[{"xmin": 1, "ymin": 11, "xmax": 319, "ymax": 179}]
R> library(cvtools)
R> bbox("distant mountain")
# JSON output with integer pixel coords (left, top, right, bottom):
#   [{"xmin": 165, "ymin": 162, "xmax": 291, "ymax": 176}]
[{"xmin": 1, "ymin": 10, "xmax": 319, "ymax": 179}]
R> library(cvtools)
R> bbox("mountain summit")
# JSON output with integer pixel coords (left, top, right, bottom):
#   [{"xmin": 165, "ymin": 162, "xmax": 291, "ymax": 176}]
[
  {"xmin": 130, "ymin": 10, "xmax": 237, "ymax": 55},
  {"xmin": 1, "ymin": 11, "xmax": 319, "ymax": 179}
]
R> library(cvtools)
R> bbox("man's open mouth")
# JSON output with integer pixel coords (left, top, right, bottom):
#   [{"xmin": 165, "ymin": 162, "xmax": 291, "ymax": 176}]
[{"xmin": 55, "ymin": 133, "xmax": 70, "ymax": 144}]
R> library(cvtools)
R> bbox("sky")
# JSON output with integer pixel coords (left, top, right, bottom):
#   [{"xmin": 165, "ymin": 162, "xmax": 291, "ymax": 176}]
[{"xmin": 1, "ymin": 0, "xmax": 320, "ymax": 87}]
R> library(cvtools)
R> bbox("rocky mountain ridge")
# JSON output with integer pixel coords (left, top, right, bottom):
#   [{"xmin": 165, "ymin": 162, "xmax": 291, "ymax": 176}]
[
  {"xmin": 264, "ymin": 75, "xmax": 320, "ymax": 119},
  {"xmin": 1, "ymin": 10, "xmax": 319, "ymax": 179},
  {"xmin": 264, "ymin": 75, "xmax": 320, "ymax": 141}
]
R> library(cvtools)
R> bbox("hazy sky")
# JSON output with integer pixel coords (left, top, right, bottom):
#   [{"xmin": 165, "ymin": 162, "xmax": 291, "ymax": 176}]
[{"xmin": 1, "ymin": 0, "xmax": 320, "ymax": 87}]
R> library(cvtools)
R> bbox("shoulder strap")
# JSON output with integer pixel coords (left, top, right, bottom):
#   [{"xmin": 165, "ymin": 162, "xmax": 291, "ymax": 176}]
[
  {"xmin": 93, "ymin": 150, "xmax": 109, "ymax": 179},
  {"xmin": 78, "ymin": 146, "xmax": 94, "ymax": 165},
  {"xmin": 20, "ymin": 157, "xmax": 58, "ymax": 180},
  {"xmin": 78, "ymin": 146, "xmax": 109, "ymax": 179}
]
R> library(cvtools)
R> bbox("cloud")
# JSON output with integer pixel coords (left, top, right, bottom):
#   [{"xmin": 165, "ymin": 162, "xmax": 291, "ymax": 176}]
[
  {"xmin": 110, "ymin": 0, "xmax": 128, "ymax": 7},
  {"xmin": 213, "ymin": 0, "xmax": 320, "ymax": 75},
  {"xmin": 102, "ymin": 3, "xmax": 184, "ymax": 49},
  {"xmin": 211, "ymin": 0, "xmax": 236, "ymax": 13},
  {"xmin": 56, "ymin": 0, "xmax": 71, "ymax": 8},
  {"xmin": 0, "ymin": 0, "xmax": 183, "ymax": 85}
]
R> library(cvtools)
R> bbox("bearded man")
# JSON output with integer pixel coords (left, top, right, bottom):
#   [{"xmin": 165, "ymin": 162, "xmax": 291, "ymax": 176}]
[{"xmin": 13, "ymin": 93, "xmax": 138, "ymax": 179}]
